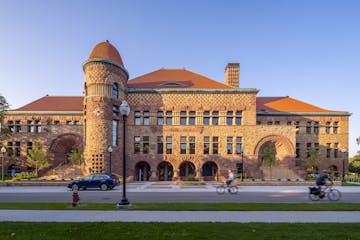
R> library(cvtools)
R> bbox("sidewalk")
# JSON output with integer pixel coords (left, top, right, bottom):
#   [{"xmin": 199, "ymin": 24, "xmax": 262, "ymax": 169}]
[{"xmin": 1, "ymin": 209, "xmax": 360, "ymax": 222}]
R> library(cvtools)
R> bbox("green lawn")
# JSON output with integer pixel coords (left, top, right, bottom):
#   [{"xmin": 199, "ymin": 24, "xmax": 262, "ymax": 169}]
[
  {"xmin": 1, "ymin": 202, "xmax": 360, "ymax": 211},
  {"xmin": 0, "ymin": 222, "xmax": 360, "ymax": 240}
]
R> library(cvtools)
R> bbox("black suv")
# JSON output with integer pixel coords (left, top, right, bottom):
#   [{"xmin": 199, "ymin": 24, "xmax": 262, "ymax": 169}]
[{"xmin": 68, "ymin": 173, "xmax": 120, "ymax": 191}]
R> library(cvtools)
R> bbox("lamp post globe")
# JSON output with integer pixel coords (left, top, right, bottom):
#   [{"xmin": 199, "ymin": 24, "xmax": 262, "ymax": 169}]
[{"xmin": 117, "ymin": 100, "xmax": 131, "ymax": 208}]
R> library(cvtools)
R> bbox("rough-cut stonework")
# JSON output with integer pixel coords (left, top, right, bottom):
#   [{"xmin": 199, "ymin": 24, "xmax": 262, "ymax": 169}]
[{"xmin": 2, "ymin": 42, "xmax": 350, "ymax": 181}]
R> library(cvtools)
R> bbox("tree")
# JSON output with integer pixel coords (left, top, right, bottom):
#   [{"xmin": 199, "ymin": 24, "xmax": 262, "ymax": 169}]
[
  {"xmin": 349, "ymin": 151, "xmax": 360, "ymax": 176},
  {"xmin": 26, "ymin": 142, "xmax": 50, "ymax": 176},
  {"xmin": 0, "ymin": 94, "xmax": 11, "ymax": 144},
  {"xmin": 306, "ymin": 148, "xmax": 321, "ymax": 173},
  {"xmin": 261, "ymin": 145, "xmax": 277, "ymax": 180},
  {"xmin": 68, "ymin": 147, "xmax": 82, "ymax": 165}
]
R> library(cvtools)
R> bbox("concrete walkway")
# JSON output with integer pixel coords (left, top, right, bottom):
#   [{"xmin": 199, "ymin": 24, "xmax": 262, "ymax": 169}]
[{"xmin": 1, "ymin": 209, "xmax": 360, "ymax": 222}]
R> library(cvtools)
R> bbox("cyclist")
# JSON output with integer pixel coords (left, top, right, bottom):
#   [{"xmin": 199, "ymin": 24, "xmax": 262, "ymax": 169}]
[
  {"xmin": 316, "ymin": 170, "xmax": 332, "ymax": 197},
  {"xmin": 226, "ymin": 169, "xmax": 235, "ymax": 188}
]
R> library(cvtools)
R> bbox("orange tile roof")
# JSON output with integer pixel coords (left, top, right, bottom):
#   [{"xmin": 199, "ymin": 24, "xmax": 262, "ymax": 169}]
[
  {"xmin": 88, "ymin": 41, "xmax": 124, "ymax": 66},
  {"xmin": 13, "ymin": 96, "xmax": 83, "ymax": 112},
  {"xmin": 128, "ymin": 69, "xmax": 231, "ymax": 89},
  {"xmin": 256, "ymin": 97, "xmax": 333, "ymax": 113}
]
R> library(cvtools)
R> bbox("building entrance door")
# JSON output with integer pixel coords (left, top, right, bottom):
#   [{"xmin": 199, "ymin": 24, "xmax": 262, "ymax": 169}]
[
  {"xmin": 135, "ymin": 161, "xmax": 151, "ymax": 181},
  {"xmin": 158, "ymin": 161, "xmax": 173, "ymax": 181}
]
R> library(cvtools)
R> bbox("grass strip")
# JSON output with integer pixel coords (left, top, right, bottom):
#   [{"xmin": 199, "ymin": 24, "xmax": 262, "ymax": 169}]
[
  {"xmin": 0, "ymin": 222, "xmax": 360, "ymax": 240},
  {"xmin": 1, "ymin": 202, "xmax": 360, "ymax": 211}
]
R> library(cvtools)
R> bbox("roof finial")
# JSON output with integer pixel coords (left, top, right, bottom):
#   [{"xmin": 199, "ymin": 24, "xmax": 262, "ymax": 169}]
[{"xmin": 106, "ymin": 40, "xmax": 109, "ymax": 43}]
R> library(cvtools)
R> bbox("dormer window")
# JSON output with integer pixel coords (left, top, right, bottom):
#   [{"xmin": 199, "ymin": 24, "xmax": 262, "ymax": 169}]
[
  {"xmin": 159, "ymin": 82, "xmax": 185, "ymax": 87},
  {"xmin": 112, "ymin": 83, "xmax": 119, "ymax": 98}
]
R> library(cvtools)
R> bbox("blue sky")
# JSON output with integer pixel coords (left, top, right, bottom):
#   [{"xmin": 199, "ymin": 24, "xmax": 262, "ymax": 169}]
[{"xmin": 1, "ymin": 0, "xmax": 359, "ymax": 156}]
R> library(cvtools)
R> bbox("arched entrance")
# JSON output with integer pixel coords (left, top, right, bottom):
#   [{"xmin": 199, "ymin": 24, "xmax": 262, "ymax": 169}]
[
  {"xmin": 179, "ymin": 161, "xmax": 195, "ymax": 180},
  {"xmin": 202, "ymin": 161, "xmax": 218, "ymax": 181},
  {"xmin": 135, "ymin": 161, "xmax": 151, "ymax": 181},
  {"xmin": 254, "ymin": 135, "xmax": 297, "ymax": 179},
  {"xmin": 48, "ymin": 133, "xmax": 82, "ymax": 168},
  {"xmin": 158, "ymin": 161, "xmax": 173, "ymax": 181}
]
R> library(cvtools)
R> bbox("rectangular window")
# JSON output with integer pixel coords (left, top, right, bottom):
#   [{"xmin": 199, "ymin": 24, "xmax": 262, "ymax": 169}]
[
  {"xmin": 326, "ymin": 143, "xmax": 331, "ymax": 158},
  {"xmin": 204, "ymin": 136, "xmax": 210, "ymax": 154},
  {"xmin": 180, "ymin": 136, "xmax": 187, "ymax": 154},
  {"xmin": 235, "ymin": 111, "xmax": 242, "ymax": 125},
  {"xmin": 203, "ymin": 111, "xmax": 210, "ymax": 125},
  {"xmin": 334, "ymin": 142, "xmax": 339, "ymax": 158},
  {"xmin": 313, "ymin": 121, "xmax": 319, "ymax": 134},
  {"xmin": 306, "ymin": 142, "xmax": 311, "ymax": 158},
  {"xmin": 333, "ymin": 121, "xmax": 338, "ymax": 134},
  {"xmin": 134, "ymin": 136, "xmax": 141, "ymax": 154},
  {"xmin": 189, "ymin": 136, "xmax": 195, "ymax": 154},
  {"xmin": 143, "ymin": 136, "xmax": 149, "ymax": 154},
  {"xmin": 274, "ymin": 121, "xmax": 280, "ymax": 125},
  {"xmin": 8, "ymin": 121, "xmax": 14, "ymax": 133},
  {"xmin": 227, "ymin": 137, "xmax": 233, "ymax": 154},
  {"xmin": 295, "ymin": 121, "xmax": 300, "ymax": 134},
  {"xmin": 213, "ymin": 137, "xmax": 219, "ymax": 154},
  {"xmin": 15, "ymin": 120, "xmax": 22, "ymax": 132},
  {"xmin": 235, "ymin": 137, "xmax": 242, "ymax": 154},
  {"xmin": 166, "ymin": 111, "xmax": 172, "ymax": 125},
  {"xmin": 226, "ymin": 111, "xmax": 233, "ymax": 125},
  {"xmin": 189, "ymin": 111, "xmax": 196, "ymax": 125},
  {"xmin": 267, "ymin": 121, "xmax": 273, "ymax": 125},
  {"xmin": 296, "ymin": 143, "xmax": 300, "ymax": 158},
  {"xmin": 134, "ymin": 111, "xmax": 141, "ymax": 125},
  {"xmin": 180, "ymin": 111, "xmax": 187, "ymax": 125},
  {"xmin": 212, "ymin": 111, "xmax": 219, "ymax": 125},
  {"xmin": 166, "ymin": 136, "xmax": 172, "ymax": 154},
  {"xmin": 157, "ymin": 111, "xmax": 164, "ymax": 125},
  {"xmin": 143, "ymin": 111, "xmax": 150, "ymax": 125},
  {"xmin": 112, "ymin": 120, "xmax": 118, "ymax": 146},
  {"xmin": 256, "ymin": 121, "xmax": 261, "ymax": 125},
  {"xmin": 325, "ymin": 122, "xmax": 331, "ymax": 134},
  {"xmin": 27, "ymin": 142, "xmax": 33, "ymax": 156},
  {"xmin": 28, "ymin": 120, "xmax": 35, "ymax": 133},
  {"xmin": 157, "ymin": 136, "xmax": 163, "ymax": 154},
  {"xmin": 306, "ymin": 121, "xmax": 312, "ymax": 134},
  {"xmin": 314, "ymin": 142, "xmax": 319, "ymax": 152},
  {"xmin": 113, "ymin": 105, "xmax": 119, "ymax": 117}
]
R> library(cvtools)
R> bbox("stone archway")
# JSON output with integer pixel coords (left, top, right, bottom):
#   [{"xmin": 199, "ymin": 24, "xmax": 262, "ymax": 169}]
[
  {"xmin": 202, "ymin": 161, "xmax": 218, "ymax": 181},
  {"xmin": 157, "ymin": 161, "xmax": 174, "ymax": 181},
  {"xmin": 48, "ymin": 133, "xmax": 82, "ymax": 168},
  {"xmin": 135, "ymin": 161, "xmax": 151, "ymax": 181},
  {"xmin": 179, "ymin": 161, "xmax": 196, "ymax": 180},
  {"xmin": 254, "ymin": 135, "xmax": 297, "ymax": 179}
]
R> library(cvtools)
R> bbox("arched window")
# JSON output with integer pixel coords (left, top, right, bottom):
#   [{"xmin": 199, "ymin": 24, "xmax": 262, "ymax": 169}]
[{"xmin": 112, "ymin": 83, "xmax": 119, "ymax": 99}]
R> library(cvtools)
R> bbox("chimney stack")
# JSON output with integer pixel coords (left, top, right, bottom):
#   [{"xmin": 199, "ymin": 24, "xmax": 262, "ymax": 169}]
[{"xmin": 225, "ymin": 63, "xmax": 240, "ymax": 88}]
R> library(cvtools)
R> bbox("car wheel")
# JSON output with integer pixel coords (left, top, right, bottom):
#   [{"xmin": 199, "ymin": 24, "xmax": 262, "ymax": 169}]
[
  {"xmin": 100, "ymin": 183, "xmax": 108, "ymax": 191},
  {"xmin": 72, "ymin": 184, "xmax": 79, "ymax": 191}
]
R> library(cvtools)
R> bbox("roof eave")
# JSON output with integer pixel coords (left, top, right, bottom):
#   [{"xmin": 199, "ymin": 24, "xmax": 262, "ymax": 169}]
[
  {"xmin": 257, "ymin": 111, "xmax": 351, "ymax": 116},
  {"xmin": 127, "ymin": 88, "xmax": 259, "ymax": 94}
]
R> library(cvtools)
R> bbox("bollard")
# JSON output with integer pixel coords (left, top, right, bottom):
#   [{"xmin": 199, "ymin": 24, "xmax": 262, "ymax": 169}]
[{"xmin": 72, "ymin": 190, "xmax": 80, "ymax": 207}]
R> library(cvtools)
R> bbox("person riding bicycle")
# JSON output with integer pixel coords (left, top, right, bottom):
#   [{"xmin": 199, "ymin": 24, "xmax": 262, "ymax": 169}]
[
  {"xmin": 316, "ymin": 170, "xmax": 332, "ymax": 197},
  {"xmin": 226, "ymin": 169, "xmax": 235, "ymax": 188}
]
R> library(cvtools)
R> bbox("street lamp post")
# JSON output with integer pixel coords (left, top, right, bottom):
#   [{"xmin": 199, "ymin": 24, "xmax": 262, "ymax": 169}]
[
  {"xmin": 117, "ymin": 100, "xmax": 131, "ymax": 208},
  {"xmin": 340, "ymin": 147, "xmax": 347, "ymax": 182},
  {"xmin": 241, "ymin": 146, "xmax": 245, "ymax": 181},
  {"xmin": 107, "ymin": 146, "xmax": 113, "ymax": 174},
  {"xmin": 1, "ymin": 146, "xmax": 6, "ymax": 183}
]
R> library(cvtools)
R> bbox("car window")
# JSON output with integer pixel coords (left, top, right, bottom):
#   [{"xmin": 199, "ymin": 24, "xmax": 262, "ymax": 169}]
[{"xmin": 83, "ymin": 175, "xmax": 93, "ymax": 181}]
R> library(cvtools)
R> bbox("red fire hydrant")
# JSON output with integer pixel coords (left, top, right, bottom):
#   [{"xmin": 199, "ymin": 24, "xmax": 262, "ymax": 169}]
[{"xmin": 72, "ymin": 190, "xmax": 80, "ymax": 207}]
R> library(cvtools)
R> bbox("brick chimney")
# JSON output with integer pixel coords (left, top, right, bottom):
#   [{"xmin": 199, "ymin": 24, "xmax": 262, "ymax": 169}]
[{"xmin": 225, "ymin": 63, "xmax": 240, "ymax": 88}]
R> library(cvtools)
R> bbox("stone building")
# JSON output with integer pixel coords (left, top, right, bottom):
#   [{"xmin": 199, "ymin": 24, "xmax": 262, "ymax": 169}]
[{"xmin": 2, "ymin": 41, "xmax": 350, "ymax": 181}]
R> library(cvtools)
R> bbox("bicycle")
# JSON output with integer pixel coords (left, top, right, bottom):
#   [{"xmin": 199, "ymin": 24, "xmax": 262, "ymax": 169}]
[
  {"xmin": 216, "ymin": 183, "xmax": 238, "ymax": 194},
  {"xmin": 308, "ymin": 183, "xmax": 341, "ymax": 201}
]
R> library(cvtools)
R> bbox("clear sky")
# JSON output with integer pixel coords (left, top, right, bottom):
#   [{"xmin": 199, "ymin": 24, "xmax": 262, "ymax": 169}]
[{"xmin": 1, "ymin": 0, "xmax": 359, "ymax": 156}]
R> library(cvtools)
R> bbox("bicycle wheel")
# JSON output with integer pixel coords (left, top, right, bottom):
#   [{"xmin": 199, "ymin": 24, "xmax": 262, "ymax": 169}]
[
  {"xmin": 328, "ymin": 189, "xmax": 341, "ymax": 201},
  {"xmin": 216, "ymin": 185, "xmax": 226, "ymax": 194},
  {"xmin": 229, "ymin": 186, "xmax": 238, "ymax": 194},
  {"xmin": 309, "ymin": 193, "xmax": 320, "ymax": 201}
]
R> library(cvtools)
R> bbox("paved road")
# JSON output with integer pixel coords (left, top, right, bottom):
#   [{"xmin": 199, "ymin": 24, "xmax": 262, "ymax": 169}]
[{"xmin": 0, "ymin": 183, "xmax": 359, "ymax": 203}]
